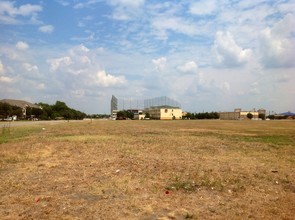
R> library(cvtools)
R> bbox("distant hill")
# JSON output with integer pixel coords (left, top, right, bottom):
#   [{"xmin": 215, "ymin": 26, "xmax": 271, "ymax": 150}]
[{"xmin": 280, "ymin": 112, "xmax": 295, "ymax": 116}]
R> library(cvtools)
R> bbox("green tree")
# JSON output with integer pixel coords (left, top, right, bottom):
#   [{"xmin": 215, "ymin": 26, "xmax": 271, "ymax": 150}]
[
  {"xmin": 11, "ymin": 106, "xmax": 22, "ymax": 118},
  {"xmin": 38, "ymin": 101, "xmax": 86, "ymax": 120},
  {"xmin": 0, "ymin": 103, "xmax": 11, "ymax": 117},
  {"xmin": 185, "ymin": 112, "xmax": 195, "ymax": 119},
  {"xmin": 0, "ymin": 102, "xmax": 22, "ymax": 119},
  {"xmin": 125, "ymin": 110, "xmax": 134, "ymax": 119},
  {"xmin": 247, "ymin": 112, "xmax": 253, "ymax": 119},
  {"xmin": 258, "ymin": 113, "xmax": 266, "ymax": 120},
  {"xmin": 184, "ymin": 111, "xmax": 221, "ymax": 120},
  {"xmin": 267, "ymin": 115, "xmax": 275, "ymax": 120},
  {"xmin": 63, "ymin": 110, "xmax": 74, "ymax": 120},
  {"xmin": 53, "ymin": 101, "xmax": 68, "ymax": 112},
  {"xmin": 38, "ymin": 103, "xmax": 53, "ymax": 120},
  {"xmin": 116, "ymin": 111, "xmax": 126, "ymax": 119}
]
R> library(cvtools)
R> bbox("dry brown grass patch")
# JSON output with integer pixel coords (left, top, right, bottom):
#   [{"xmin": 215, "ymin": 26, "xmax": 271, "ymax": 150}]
[{"xmin": 0, "ymin": 120, "xmax": 294, "ymax": 219}]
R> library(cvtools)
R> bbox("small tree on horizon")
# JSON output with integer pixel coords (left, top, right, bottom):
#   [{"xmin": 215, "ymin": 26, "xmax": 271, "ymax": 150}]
[
  {"xmin": 116, "ymin": 111, "xmax": 126, "ymax": 119},
  {"xmin": 247, "ymin": 112, "xmax": 253, "ymax": 120},
  {"xmin": 259, "ymin": 113, "xmax": 266, "ymax": 120}
]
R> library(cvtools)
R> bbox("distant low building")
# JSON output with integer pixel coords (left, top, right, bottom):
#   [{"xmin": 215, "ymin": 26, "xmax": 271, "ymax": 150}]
[
  {"xmin": 219, "ymin": 108, "xmax": 265, "ymax": 120},
  {"xmin": 110, "ymin": 95, "xmax": 182, "ymax": 120},
  {"xmin": 144, "ymin": 106, "xmax": 182, "ymax": 120},
  {"xmin": 111, "ymin": 109, "xmax": 145, "ymax": 120},
  {"xmin": 111, "ymin": 109, "xmax": 120, "ymax": 120},
  {"xmin": 219, "ymin": 111, "xmax": 240, "ymax": 120},
  {"xmin": 0, "ymin": 99, "xmax": 42, "ymax": 119}
]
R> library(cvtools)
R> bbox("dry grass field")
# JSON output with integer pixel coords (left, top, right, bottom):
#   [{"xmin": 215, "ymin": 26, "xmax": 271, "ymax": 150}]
[{"xmin": 0, "ymin": 120, "xmax": 294, "ymax": 219}]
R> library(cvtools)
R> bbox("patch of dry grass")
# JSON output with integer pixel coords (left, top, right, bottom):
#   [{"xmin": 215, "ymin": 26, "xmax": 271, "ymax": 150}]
[{"xmin": 0, "ymin": 120, "xmax": 294, "ymax": 219}]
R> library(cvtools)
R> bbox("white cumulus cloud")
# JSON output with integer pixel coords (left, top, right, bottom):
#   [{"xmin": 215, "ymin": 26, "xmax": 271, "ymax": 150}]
[
  {"xmin": 152, "ymin": 16, "xmax": 197, "ymax": 39},
  {"xmin": 259, "ymin": 13, "xmax": 295, "ymax": 68},
  {"xmin": 80, "ymin": 56, "xmax": 91, "ymax": 64},
  {"xmin": 47, "ymin": 56, "xmax": 73, "ymax": 72},
  {"xmin": 178, "ymin": 61, "xmax": 198, "ymax": 73},
  {"xmin": 94, "ymin": 70, "xmax": 126, "ymax": 87},
  {"xmin": 152, "ymin": 57, "xmax": 167, "ymax": 71},
  {"xmin": 39, "ymin": 25, "xmax": 54, "ymax": 33},
  {"xmin": 22, "ymin": 63, "xmax": 38, "ymax": 72},
  {"xmin": 16, "ymin": 41, "xmax": 29, "ymax": 50},
  {"xmin": 213, "ymin": 31, "xmax": 252, "ymax": 67},
  {"xmin": 47, "ymin": 45, "xmax": 93, "ymax": 77},
  {"xmin": 14, "ymin": 3, "xmax": 42, "ymax": 16},
  {"xmin": 0, "ymin": 1, "xmax": 42, "ymax": 24},
  {"xmin": 79, "ymin": 44, "xmax": 90, "ymax": 52},
  {"xmin": 0, "ymin": 76, "xmax": 13, "ymax": 83}
]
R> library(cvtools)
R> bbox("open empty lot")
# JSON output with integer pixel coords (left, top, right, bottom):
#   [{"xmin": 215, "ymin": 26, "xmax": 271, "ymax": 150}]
[{"xmin": 0, "ymin": 120, "xmax": 294, "ymax": 219}]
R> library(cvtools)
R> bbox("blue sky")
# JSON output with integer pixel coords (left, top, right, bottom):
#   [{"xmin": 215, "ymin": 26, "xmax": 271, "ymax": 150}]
[{"xmin": 0, "ymin": 0, "xmax": 294, "ymax": 114}]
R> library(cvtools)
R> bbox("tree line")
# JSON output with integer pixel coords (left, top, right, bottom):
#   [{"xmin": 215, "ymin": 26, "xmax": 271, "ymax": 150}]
[
  {"xmin": 0, "ymin": 101, "xmax": 86, "ymax": 120},
  {"xmin": 0, "ymin": 102, "xmax": 23, "ymax": 119},
  {"xmin": 116, "ymin": 110, "xmax": 135, "ymax": 120},
  {"xmin": 184, "ymin": 112, "xmax": 220, "ymax": 120},
  {"xmin": 36, "ymin": 101, "xmax": 86, "ymax": 120}
]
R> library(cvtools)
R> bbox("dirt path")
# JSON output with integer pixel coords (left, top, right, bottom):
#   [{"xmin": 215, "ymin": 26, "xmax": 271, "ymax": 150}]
[{"xmin": 0, "ymin": 120, "xmax": 80, "ymax": 127}]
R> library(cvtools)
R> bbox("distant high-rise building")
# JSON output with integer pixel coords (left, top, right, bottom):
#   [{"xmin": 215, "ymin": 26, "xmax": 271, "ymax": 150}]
[{"xmin": 111, "ymin": 95, "xmax": 118, "ymax": 114}]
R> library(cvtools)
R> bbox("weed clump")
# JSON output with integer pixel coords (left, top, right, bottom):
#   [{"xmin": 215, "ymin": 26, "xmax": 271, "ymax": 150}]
[{"xmin": 166, "ymin": 170, "xmax": 246, "ymax": 193}]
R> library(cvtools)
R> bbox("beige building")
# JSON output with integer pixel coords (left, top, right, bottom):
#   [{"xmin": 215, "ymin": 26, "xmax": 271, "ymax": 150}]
[
  {"xmin": 239, "ymin": 111, "xmax": 259, "ymax": 120},
  {"xmin": 111, "ymin": 109, "xmax": 145, "ymax": 120},
  {"xmin": 133, "ymin": 110, "xmax": 145, "ymax": 120},
  {"xmin": 219, "ymin": 108, "xmax": 265, "ymax": 120},
  {"xmin": 135, "ymin": 113, "xmax": 145, "ymax": 120},
  {"xmin": 219, "ymin": 111, "xmax": 240, "ymax": 120},
  {"xmin": 111, "ymin": 110, "xmax": 120, "ymax": 120},
  {"xmin": 144, "ymin": 106, "xmax": 182, "ymax": 120}
]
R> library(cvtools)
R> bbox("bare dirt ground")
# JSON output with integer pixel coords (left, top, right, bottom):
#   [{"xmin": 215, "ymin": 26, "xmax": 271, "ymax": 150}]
[{"xmin": 0, "ymin": 120, "xmax": 294, "ymax": 219}]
